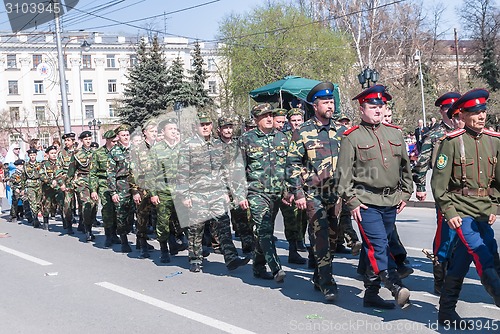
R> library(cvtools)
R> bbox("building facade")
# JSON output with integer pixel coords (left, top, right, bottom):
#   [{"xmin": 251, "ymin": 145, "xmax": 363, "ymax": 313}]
[{"xmin": 0, "ymin": 31, "xmax": 221, "ymax": 150}]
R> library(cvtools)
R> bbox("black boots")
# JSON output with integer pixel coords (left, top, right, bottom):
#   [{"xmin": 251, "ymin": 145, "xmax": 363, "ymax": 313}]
[
  {"xmin": 363, "ymin": 270, "xmax": 395, "ymax": 309},
  {"xmin": 139, "ymin": 237, "xmax": 151, "ymax": 258},
  {"xmin": 104, "ymin": 228, "xmax": 113, "ymax": 248},
  {"xmin": 159, "ymin": 240, "xmax": 171, "ymax": 263},
  {"xmin": 379, "ymin": 269, "xmax": 411, "ymax": 307},
  {"xmin": 288, "ymin": 241, "xmax": 306, "ymax": 264},
  {"xmin": 85, "ymin": 226, "xmax": 95, "ymax": 242},
  {"xmin": 226, "ymin": 256, "xmax": 251, "ymax": 271},
  {"xmin": 120, "ymin": 234, "xmax": 132, "ymax": 253},
  {"xmin": 42, "ymin": 217, "xmax": 49, "ymax": 230},
  {"xmin": 438, "ymin": 275, "xmax": 470, "ymax": 327},
  {"xmin": 480, "ymin": 267, "xmax": 500, "ymax": 307},
  {"xmin": 296, "ymin": 240, "xmax": 307, "ymax": 252},
  {"xmin": 433, "ymin": 261, "xmax": 447, "ymax": 295},
  {"xmin": 307, "ymin": 248, "xmax": 316, "ymax": 269},
  {"xmin": 111, "ymin": 226, "xmax": 121, "ymax": 244}
]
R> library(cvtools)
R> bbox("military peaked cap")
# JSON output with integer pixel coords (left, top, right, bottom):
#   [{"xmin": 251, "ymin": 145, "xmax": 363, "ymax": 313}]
[
  {"xmin": 197, "ymin": 111, "xmax": 212, "ymax": 123},
  {"xmin": 27, "ymin": 148, "xmax": 37, "ymax": 155},
  {"xmin": 61, "ymin": 132, "xmax": 76, "ymax": 140},
  {"xmin": 251, "ymin": 103, "xmax": 273, "ymax": 118},
  {"xmin": 286, "ymin": 108, "xmax": 303, "ymax": 119},
  {"xmin": 79, "ymin": 131, "xmax": 92, "ymax": 139},
  {"xmin": 218, "ymin": 117, "xmax": 234, "ymax": 128},
  {"xmin": 14, "ymin": 159, "xmax": 25, "ymax": 165},
  {"xmin": 435, "ymin": 92, "xmax": 461, "ymax": 108},
  {"xmin": 352, "ymin": 85, "xmax": 391, "ymax": 105},
  {"xmin": 307, "ymin": 82, "xmax": 335, "ymax": 103},
  {"xmin": 272, "ymin": 108, "xmax": 287, "ymax": 117},
  {"xmin": 45, "ymin": 145, "xmax": 57, "ymax": 154},
  {"xmin": 103, "ymin": 130, "xmax": 117, "ymax": 139},
  {"xmin": 448, "ymin": 88, "xmax": 489, "ymax": 119},
  {"xmin": 115, "ymin": 124, "xmax": 130, "ymax": 134}
]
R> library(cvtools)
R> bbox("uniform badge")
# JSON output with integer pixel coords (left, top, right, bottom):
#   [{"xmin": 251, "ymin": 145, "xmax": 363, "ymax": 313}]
[{"xmin": 436, "ymin": 154, "xmax": 448, "ymax": 169}]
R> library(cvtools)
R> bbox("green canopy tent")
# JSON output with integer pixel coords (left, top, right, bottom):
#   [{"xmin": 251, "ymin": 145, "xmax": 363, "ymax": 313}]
[{"xmin": 249, "ymin": 75, "xmax": 341, "ymax": 117}]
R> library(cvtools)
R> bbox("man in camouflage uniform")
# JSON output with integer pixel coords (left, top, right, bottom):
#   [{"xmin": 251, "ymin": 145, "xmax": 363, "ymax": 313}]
[
  {"xmin": 237, "ymin": 103, "xmax": 288, "ymax": 282},
  {"xmin": 177, "ymin": 112, "xmax": 250, "ymax": 273},
  {"xmin": 244, "ymin": 118, "xmax": 257, "ymax": 132},
  {"xmin": 336, "ymin": 85, "xmax": 413, "ymax": 309},
  {"xmin": 108, "ymin": 124, "xmax": 141, "ymax": 253},
  {"xmin": 8, "ymin": 159, "xmax": 24, "ymax": 223},
  {"xmin": 285, "ymin": 82, "xmax": 340, "ymax": 301},
  {"xmin": 56, "ymin": 132, "xmax": 76, "ymax": 234},
  {"xmin": 90, "ymin": 130, "xmax": 120, "ymax": 247},
  {"xmin": 274, "ymin": 108, "xmax": 307, "ymax": 264},
  {"xmin": 215, "ymin": 116, "xmax": 255, "ymax": 254},
  {"xmin": 147, "ymin": 117, "xmax": 181, "ymax": 263},
  {"xmin": 40, "ymin": 145, "xmax": 59, "ymax": 230},
  {"xmin": 412, "ymin": 92, "xmax": 461, "ymax": 295},
  {"xmin": 22, "ymin": 148, "xmax": 43, "ymax": 228},
  {"xmin": 130, "ymin": 120, "xmax": 157, "ymax": 258},
  {"xmin": 65, "ymin": 131, "xmax": 97, "ymax": 242},
  {"xmin": 431, "ymin": 88, "xmax": 500, "ymax": 326}
]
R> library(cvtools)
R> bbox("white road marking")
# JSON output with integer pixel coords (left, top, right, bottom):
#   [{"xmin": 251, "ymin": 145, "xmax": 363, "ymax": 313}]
[
  {"xmin": 95, "ymin": 282, "xmax": 257, "ymax": 334},
  {"xmin": 0, "ymin": 244, "xmax": 52, "ymax": 266}
]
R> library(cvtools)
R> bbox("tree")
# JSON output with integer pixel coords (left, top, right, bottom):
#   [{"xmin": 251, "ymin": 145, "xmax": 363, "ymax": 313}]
[
  {"xmin": 459, "ymin": 0, "xmax": 500, "ymax": 91},
  {"xmin": 165, "ymin": 57, "xmax": 193, "ymax": 109},
  {"xmin": 217, "ymin": 2, "xmax": 355, "ymax": 114},
  {"xmin": 120, "ymin": 36, "xmax": 169, "ymax": 130},
  {"xmin": 189, "ymin": 41, "xmax": 214, "ymax": 110}
]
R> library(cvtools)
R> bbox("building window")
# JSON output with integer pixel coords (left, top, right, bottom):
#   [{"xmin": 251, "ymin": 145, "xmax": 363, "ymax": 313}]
[
  {"xmin": 208, "ymin": 81, "xmax": 217, "ymax": 94},
  {"xmin": 7, "ymin": 54, "xmax": 17, "ymax": 68},
  {"xmin": 82, "ymin": 54, "xmax": 92, "ymax": 69},
  {"xmin": 106, "ymin": 54, "xmax": 116, "ymax": 68},
  {"xmin": 109, "ymin": 104, "xmax": 115, "ymax": 117},
  {"xmin": 8, "ymin": 80, "xmax": 18, "ymax": 94},
  {"xmin": 83, "ymin": 80, "xmax": 93, "ymax": 93},
  {"xmin": 34, "ymin": 80, "xmax": 44, "ymax": 94},
  {"xmin": 10, "ymin": 107, "xmax": 20, "ymax": 121},
  {"xmin": 35, "ymin": 106, "xmax": 46, "ymax": 122},
  {"xmin": 85, "ymin": 105, "xmax": 94, "ymax": 119},
  {"xmin": 32, "ymin": 54, "xmax": 42, "ymax": 69},
  {"xmin": 39, "ymin": 133, "xmax": 50, "ymax": 148},
  {"xmin": 108, "ymin": 79, "xmax": 117, "ymax": 93},
  {"xmin": 129, "ymin": 54, "xmax": 137, "ymax": 67},
  {"xmin": 207, "ymin": 58, "xmax": 215, "ymax": 71},
  {"xmin": 9, "ymin": 134, "xmax": 22, "ymax": 147}
]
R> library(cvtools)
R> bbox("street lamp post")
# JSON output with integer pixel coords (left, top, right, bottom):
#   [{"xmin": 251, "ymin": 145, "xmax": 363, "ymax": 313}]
[
  {"xmin": 357, "ymin": 67, "xmax": 380, "ymax": 89},
  {"xmin": 174, "ymin": 102, "xmax": 183, "ymax": 127},
  {"xmin": 79, "ymin": 40, "xmax": 91, "ymax": 131},
  {"xmin": 414, "ymin": 50, "xmax": 427, "ymax": 125},
  {"xmin": 88, "ymin": 119, "xmax": 101, "ymax": 141}
]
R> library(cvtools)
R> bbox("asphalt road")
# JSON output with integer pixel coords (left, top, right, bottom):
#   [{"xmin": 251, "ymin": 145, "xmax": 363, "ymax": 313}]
[{"xmin": 0, "ymin": 206, "xmax": 499, "ymax": 334}]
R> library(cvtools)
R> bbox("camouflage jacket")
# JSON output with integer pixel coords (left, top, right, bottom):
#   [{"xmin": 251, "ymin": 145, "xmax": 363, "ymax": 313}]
[
  {"xmin": 9, "ymin": 168, "xmax": 23, "ymax": 192},
  {"xmin": 55, "ymin": 147, "xmax": 74, "ymax": 186},
  {"xmin": 66, "ymin": 146, "xmax": 93, "ymax": 185},
  {"xmin": 412, "ymin": 121, "xmax": 454, "ymax": 192},
  {"xmin": 89, "ymin": 145, "xmax": 112, "ymax": 193},
  {"xmin": 336, "ymin": 121, "xmax": 414, "ymax": 210},
  {"xmin": 21, "ymin": 161, "xmax": 43, "ymax": 189},
  {"xmin": 237, "ymin": 128, "xmax": 289, "ymax": 198},
  {"xmin": 130, "ymin": 140, "xmax": 154, "ymax": 193},
  {"xmin": 107, "ymin": 142, "xmax": 138, "ymax": 196},
  {"xmin": 147, "ymin": 140, "xmax": 179, "ymax": 196},
  {"xmin": 40, "ymin": 159, "xmax": 58, "ymax": 188},
  {"xmin": 431, "ymin": 127, "xmax": 500, "ymax": 222},
  {"xmin": 285, "ymin": 117, "xmax": 339, "ymax": 200},
  {"xmin": 176, "ymin": 134, "xmax": 229, "ymax": 201}
]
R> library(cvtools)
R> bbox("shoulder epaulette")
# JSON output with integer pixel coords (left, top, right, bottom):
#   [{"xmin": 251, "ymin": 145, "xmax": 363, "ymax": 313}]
[
  {"xmin": 446, "ymin": 128, "xmax": 466, "ymax": 139},
  {"xmin": 383, "ymin": 123, "xmax": 402, "ymax": 130},
  {"xmin": 343, "ymin": 125, "xmax": 359, "ymax": 136},
  {"xmin": 483, "ymin": 129, "xmax": 500, "ymax": 137}
]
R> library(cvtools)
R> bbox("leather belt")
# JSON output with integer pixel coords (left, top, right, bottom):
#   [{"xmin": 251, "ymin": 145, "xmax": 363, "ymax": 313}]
[
  {"xmin": 449, "ymin": 187, "xmax": 492, "ymax": 197},
  {"xmin": 355, "ymin": 185, "xmax": 397, "ymax": 196}
]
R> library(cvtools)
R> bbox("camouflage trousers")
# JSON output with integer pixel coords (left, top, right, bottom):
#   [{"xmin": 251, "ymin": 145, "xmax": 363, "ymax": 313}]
[
  {"xmin": 187, "ymin": 194, "xmax": 239, "ymax": 265},
  {"xmin": 73, "ymin": 176, "xmax": 96, "ymax": 230},
  {"xmin": 59, "ymin": 188, "xmax": 74, "ymax": 227},
  {"xmin": 42, "ymin": 185, "xmax": 58, "ymax": 218},
  {"xmin": 25, "ymin": 184, "xmax": 42, "ymax": 223},
  {"xmin": 114, "ymin": 179, "xmax": 134, "ymax": 235},
  {"xmin": 96, "ymin": 179, "xmax": 116, "ymax": 229},
  {"xmin": 230, "ymin": 206, "xmax": 255, "ymax": 252},
  {"xmin": 155, "ymin": 190, "xmax": 174, "ymax": 243},
  {"xmin": 305, "ymin": 193, "xmax": 339, "ymax": 289},
  {"xmin": 248, "ymin": 192, "xmax": 282, "ymax": 274},
  {"xmin": 136, "ymin": 189, "xmax": 154, "ymax": 239},
  {"xmin": 280, "ymin": 201, "xmax": 307, "ymax": 243},
  {"xmin": 9, "ymin": 192, "xmax": 22, "ymax": 219},
  {"xmin": 337, "ymin": 202, "xmax": 360, "ymax": 247}
]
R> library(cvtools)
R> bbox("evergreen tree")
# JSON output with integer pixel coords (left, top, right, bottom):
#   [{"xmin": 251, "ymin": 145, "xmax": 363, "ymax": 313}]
[
  {"xmin": 120, "ymin": 36, "xmax": 169, "ymax": 129},
  {"xmin": 189, "ymin": 41, "xmax": 213, "ymax": 109},
  {"xmin": 166, "ymin": 57, "xmax": 192, "ymax": 109},
  {"xmin": 479, "ymin": 42, "xmax": 500, "ymax": 91}
]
